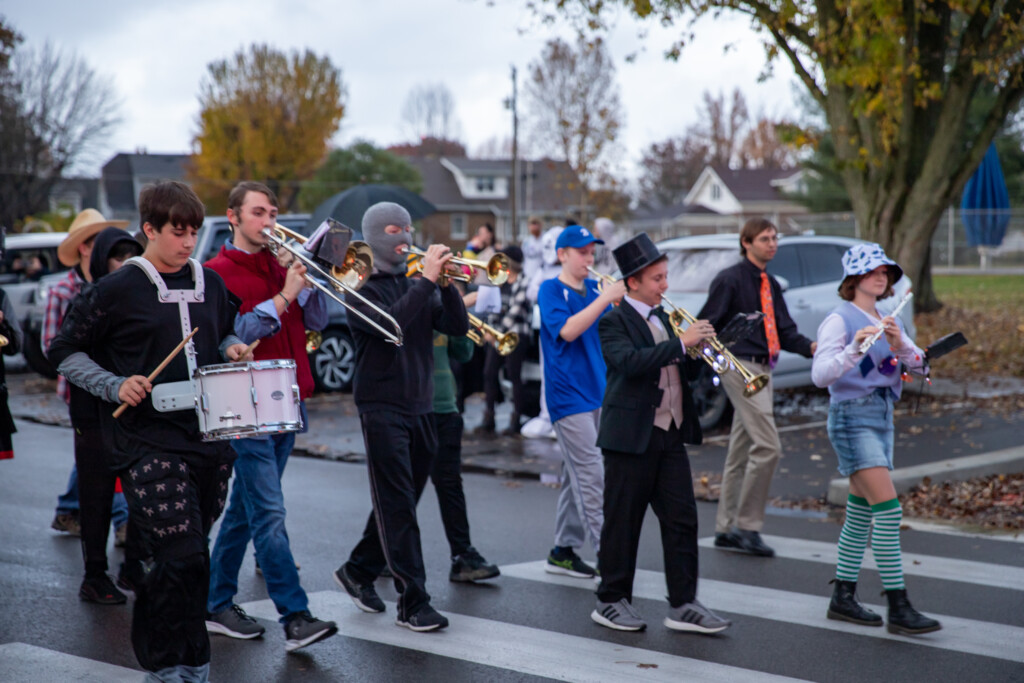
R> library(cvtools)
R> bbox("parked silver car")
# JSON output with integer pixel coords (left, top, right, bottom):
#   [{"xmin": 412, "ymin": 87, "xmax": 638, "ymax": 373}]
[{"xmin": 656, "ymin": 233, "xmax": 915, "ymax": 427}]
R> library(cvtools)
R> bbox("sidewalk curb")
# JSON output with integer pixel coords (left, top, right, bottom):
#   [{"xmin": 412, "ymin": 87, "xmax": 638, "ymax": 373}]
[{"xmin": 827, "ymin": 445, "xmax": 1024, "ymax": 506}]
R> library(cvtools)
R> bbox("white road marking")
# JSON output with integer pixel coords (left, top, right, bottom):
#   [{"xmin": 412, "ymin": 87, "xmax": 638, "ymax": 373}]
[
  {"xmin": 0, "ymin": 642, "xmax": 141, "ymax": 682},
  {"xmin": 696, "ymin": 534, "xmax": 1024, "ymax": 590},
  {"xmin": 500, "ymin": 561, "xmax": 1024, "ymax": 664},
  {"xmin": 240, "ymin": 593, "xmax": 808, "ymax": 683}
]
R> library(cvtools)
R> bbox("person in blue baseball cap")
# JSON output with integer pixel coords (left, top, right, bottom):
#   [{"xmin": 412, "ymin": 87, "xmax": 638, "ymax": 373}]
[
  {"xmin": 536, "ymin": 223, "xmax": 625, "ymax": 579},
  {"xmin": 811, "ymin": 242, "xmax": 939, "ymax": 636}
]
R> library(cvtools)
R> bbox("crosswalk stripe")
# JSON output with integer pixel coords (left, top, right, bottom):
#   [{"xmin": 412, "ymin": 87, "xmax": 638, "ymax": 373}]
[
  {"xmin": 239, "ymin": 592, "xmax": 808, "ymax": 683},
  {"xmin": 696, "ymin": 534, "xmax": 1024, "ymax": 591},
  {"xmin": 0, "ymin": 642, "xmax": 141, "ymax": 682},
  {"xmin": 500, "ymin": 561, "xmax": 1024, "ymax": 665}
]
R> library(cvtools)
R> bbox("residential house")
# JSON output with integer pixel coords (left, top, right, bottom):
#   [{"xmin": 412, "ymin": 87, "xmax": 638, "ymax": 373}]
[
  {"xmin": 100, "ymin": 152, "xmax": 191, "ymax": 225},
  {"xmin": 404, "ymin": 156, "xmax": 583, "ymax": 247},
  {"xmin": 631, "ymin": 165, "xmax": 810, "ymax": 239}
]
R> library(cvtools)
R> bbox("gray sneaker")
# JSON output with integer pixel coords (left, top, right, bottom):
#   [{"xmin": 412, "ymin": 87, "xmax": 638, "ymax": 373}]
[
  {"xmin": 665, "ymin": 599, "xmax": 732, "ymax": 634},
  {"xmin": 284, "ymin": 611, "xmax": 338, "ymax": 652},
  {"xmin": 206, "ymin": 604, "xmax": 266, "ymax": 639},
  {"xmin": 591, "ymin": 599, "xmax": 646, "ymax": 631}
]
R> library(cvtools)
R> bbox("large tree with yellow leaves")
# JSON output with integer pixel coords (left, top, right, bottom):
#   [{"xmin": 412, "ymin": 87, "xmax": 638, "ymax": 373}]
[
  {"xmin": 189, "ymin": 44, "xmax": 346, "ymax": 213},
  {"xmin": 530, "ymin": 1, "xmax": 1024, "ymax": 310}
]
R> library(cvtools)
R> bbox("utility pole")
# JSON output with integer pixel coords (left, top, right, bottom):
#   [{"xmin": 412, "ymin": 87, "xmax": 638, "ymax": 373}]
[{"xmin": 509, "ymin": 65, "xmax": 519, "ymax": 244}]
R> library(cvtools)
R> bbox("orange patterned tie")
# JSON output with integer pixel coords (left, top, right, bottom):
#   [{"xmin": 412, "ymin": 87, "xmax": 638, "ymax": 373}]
[{"xmin": 760, "ymin": 271, "xmax": 780, "ymax": 366}]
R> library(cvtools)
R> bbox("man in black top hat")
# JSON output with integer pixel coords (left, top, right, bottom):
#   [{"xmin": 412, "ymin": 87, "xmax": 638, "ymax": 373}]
[{"xmin": 591, "ymin": 233, "xmax": 732, "ymax": 634}]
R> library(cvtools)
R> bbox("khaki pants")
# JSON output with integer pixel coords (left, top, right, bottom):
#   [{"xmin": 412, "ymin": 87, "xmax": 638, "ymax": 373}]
[{"xmin": 714, "ymin": 360, "xmax": 781, "ymax": 534}]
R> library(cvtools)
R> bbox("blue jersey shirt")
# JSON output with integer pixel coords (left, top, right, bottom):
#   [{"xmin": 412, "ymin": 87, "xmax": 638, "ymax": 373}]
[{"xmin": 538, "ymin": 277, "xmax": 609, "ymax": 422}]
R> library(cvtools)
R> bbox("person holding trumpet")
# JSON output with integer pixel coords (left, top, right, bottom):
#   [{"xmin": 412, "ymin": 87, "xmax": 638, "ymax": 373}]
[
  {"xmin": 811, "ymin": 243, "xmax": 939, "ymax": 635},
  {"xmin": 203, "ymin": 181, "xmax": 336, "ymax": 652},
  {"xmin": 48, "ymin": 181, "xmax": 249, "ymax": 683},
  {"xmin": 332, "ymin": 202, "xmax": 469, "ymax": 633},
  {"xmin": 699, "ymin": 218, "xmax": 816, "ymax": 558},
  {"xmin": 538, "ymin": 224, "xmax": 624, "ymax": 578},
  {"xmin": 590, "ymin": 233, "xmax": 731, "ymax": 633}
]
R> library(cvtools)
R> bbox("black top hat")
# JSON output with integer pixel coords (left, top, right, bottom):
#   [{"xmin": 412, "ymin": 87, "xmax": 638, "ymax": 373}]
[{"xmin": 613, "ymin": 233, "xmax": 666, "ymax": 280}]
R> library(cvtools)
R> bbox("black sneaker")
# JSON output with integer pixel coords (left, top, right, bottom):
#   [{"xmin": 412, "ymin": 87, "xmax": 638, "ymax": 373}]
[
  {"xmin": 333, "ymin": 564, "xmax": 385, "ymax": 613},
  {"xmin": 734, "ymin": 529, "xmax": 775, "ymax": 557},
  {"xmin": 79, "ymin": 575, "xmax": 127, "ymax": 605},
  {"xmin": 284, "ymin": 611, "xmax": 338, "ymax": 652},
  {"xmin": 545, "ymin": 547, "xmax": 596, "ymax": 578},
  {"xmin": 206, "ymin": 604, "xmax": 266, "ymax": 640},
  {"xmin": 450, "ymin": 547, "xmax": 500, "ymax": 583},
  {"xmin": 713, "ymin": 532, "xmax": 743, "ymax": 550},
  {"xmin": 396, "ymin": 604, "xmax": 449, "ymax": 632}
]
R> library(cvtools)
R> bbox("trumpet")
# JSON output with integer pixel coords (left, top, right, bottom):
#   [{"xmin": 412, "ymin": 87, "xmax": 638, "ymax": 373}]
[
  {"xmin": 466, "ymin": 313, "xmax": 519, "ymax": 356},
  {"xmin": 0, "ymin": 334, "xmax": 8, "ymax": 348},
  {"xmin": 588, "ymin": 267, "xmax": 768, "ymax": 397},
  {"xmin": 264, "ymin": 225, "xmax": 404, "ymax": 346},
  {"xmin": 403, "ymin": 245, "xmax": 510, "ymax": 285}
]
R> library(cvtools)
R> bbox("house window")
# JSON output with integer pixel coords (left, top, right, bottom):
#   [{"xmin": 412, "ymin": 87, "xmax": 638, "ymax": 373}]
[
  {"xmin": 450, "ymin": 214, "xmax": 468, "ymax": 240},
  {"xmin": 711, "ymin": 184, "xmax": 721, "ymax": 200},
  {"xmin": 475, "ymin": 176, "xmax": 495, "ymax": 192}
]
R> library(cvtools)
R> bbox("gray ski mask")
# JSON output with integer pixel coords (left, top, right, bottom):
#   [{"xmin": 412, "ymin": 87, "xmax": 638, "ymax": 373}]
[{"xmin": 362, "ymin": 202, "xmax": 413, "ymax": 274}]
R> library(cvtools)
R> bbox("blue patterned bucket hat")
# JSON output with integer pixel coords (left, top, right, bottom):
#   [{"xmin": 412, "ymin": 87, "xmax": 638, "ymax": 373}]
[{"xmin": 840, "ymin": 242, "xmax": 903, "ymax": 284}]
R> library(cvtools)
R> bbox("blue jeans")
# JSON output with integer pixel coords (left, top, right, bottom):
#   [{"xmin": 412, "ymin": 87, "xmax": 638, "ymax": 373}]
[
  {"xmin": 207, "ymin": 430, "xmax": 307, "ymax": 621},
  {"xmin": 56, "ymin": 464, "xmax": 130, "ymax": 528}
]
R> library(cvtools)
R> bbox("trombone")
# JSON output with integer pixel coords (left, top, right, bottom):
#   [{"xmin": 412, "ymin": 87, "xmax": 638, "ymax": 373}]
[
  {"xmin": 403, "ymin": 245, "xmax": 510, "ymax": 285},
  {"xmin": 264, "ymin": 225, "xmax": 404, "ymax": 346},
  {"xmin": 587, "ymin": 267, "xmax": 768, "ymax": 397},
  {"xmin": 466, "ymin": 313, "xmax": 519, "ymax": 356}
]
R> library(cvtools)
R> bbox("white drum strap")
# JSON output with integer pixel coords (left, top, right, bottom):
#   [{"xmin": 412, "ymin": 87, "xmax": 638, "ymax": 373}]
[{"xmin": 126, "ymin": 257, "xmax": 206, "ymax": 379}]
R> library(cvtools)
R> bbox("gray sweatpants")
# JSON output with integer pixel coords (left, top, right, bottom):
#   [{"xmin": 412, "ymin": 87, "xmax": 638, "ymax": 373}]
[{"xmin": 552, "ymin": 409, "xmax": 604, "ymax": 554}]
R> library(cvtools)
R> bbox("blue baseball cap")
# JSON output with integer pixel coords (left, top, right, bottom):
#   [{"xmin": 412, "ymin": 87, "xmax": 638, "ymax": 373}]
[{"xmin": 555, "ymin": 224, "xmax": 604, "ymax": 250}]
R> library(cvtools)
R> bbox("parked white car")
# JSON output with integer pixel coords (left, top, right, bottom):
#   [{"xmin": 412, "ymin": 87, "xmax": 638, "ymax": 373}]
[{"xmin": 656, "ymin": 233, "xmax": 915, "ymax": 427}]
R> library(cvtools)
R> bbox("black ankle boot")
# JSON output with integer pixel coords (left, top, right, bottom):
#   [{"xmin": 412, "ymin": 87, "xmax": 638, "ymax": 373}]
[
  {"xmin": 501, "ymin": 413, "xmax": 522, "ymax": 436},
  {"xmin": 474, "ymin": 411, "xmax": 495, "ymax": 434},
  {"xmin": 826, "ymin": 579, "xmax": 882, "ymax": 626},
  {"xmin": 885, "ymin": 588, "xmax": 942, "ymax": 635}
]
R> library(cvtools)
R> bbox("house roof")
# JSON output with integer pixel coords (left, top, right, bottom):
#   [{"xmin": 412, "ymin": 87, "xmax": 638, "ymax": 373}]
[
  {"xmin": 708, "ymin": 165, "xmax": 802, "ymax": 202},
  {"xmin": 632, "ymin": 201, "xmax": 720, "ymax": 223},
  {"xmin": 102, "ymin": 153, "xmax": 190, "ymax": 211},
  {"xmin": 405, "ymin": 156, "xmax": 582, "ymax": 213}
]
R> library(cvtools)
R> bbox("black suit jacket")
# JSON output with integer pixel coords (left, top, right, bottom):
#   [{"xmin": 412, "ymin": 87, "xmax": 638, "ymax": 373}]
[{"xmin": 596, "ymin": 301, "xmax": 703, "ymax": 455}]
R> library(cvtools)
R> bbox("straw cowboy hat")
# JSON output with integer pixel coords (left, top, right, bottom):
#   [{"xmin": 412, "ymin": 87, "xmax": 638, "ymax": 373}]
[{"xmin": 58, "ymin": 209, "xmax": 130, "ymax": 266}]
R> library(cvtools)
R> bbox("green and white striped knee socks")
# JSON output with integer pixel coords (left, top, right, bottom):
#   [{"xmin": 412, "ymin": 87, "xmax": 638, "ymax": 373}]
[
  {"xmin": 870, "ymin": 498, "xmax": 906, "ymax": 590},
  {"xmin": 835, "ymin": 494, "xmax": 872, "ymax": 582}
]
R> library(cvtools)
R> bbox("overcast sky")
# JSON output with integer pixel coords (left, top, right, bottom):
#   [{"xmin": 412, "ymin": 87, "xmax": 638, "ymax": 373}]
[{"xmin": 4, "ymin": 0, "xmax": 798, "ymax": 180}]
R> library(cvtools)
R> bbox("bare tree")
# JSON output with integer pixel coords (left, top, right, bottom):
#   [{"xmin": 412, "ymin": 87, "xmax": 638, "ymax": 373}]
[
  {"xmin": 687, "ymin": 89, "xmax": 749, "ymax": 169},
  {"xmin": 0, "ymin": 38, "xmax": 120, "ymax": 231},
  {"xmin": 401, "ymin": 83, "xmax": 462, "ymax": 142},
  {"xmin": 737, "ymin": 116, "xmax": 797, "ymax": 169},
  {"xmin": 473, "ymin": 135, "xmax": 514, "ymax": 159},
  {"xmin": 523, "ymin": 37, "xmax": 624, "ymax": 212}
]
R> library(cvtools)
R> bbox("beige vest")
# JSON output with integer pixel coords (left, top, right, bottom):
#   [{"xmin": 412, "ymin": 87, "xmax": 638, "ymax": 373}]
[{"xmin": 646, "ymin": 316, "xmax": 683, "ymax": 431}]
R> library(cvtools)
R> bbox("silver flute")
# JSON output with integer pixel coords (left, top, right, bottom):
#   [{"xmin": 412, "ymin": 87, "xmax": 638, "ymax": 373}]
[{"xmin": 858, "ymin": 290, "xmax": 913, "ymax": 354}]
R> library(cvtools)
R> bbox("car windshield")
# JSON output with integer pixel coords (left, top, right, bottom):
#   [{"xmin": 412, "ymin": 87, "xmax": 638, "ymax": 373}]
[{"xmin": 664, "ymin": 247, "xmax": 741, "ymax": 293}]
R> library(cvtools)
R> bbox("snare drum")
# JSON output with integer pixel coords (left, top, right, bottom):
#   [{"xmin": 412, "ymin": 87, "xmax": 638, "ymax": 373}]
[{"xmin": 195, "ymin": 359, "xmax": 302, "ymax": 441}]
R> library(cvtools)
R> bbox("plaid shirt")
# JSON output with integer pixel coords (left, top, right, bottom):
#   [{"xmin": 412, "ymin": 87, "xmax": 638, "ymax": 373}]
[
  {"xmin": 43, "ymin": 268, "xmax": 85, "ymax": 404},
  {"xmin": 498, "ymin": 273, "xmax": 532, "ymax": 338}
]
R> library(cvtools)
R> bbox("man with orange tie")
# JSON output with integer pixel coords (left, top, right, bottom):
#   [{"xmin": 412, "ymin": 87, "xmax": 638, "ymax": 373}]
[{"xmin": 698, "ymin": 218, "xmax": 816, "ymax": 557}]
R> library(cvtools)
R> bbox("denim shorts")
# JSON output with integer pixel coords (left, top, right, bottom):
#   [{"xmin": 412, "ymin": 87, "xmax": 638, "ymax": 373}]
[{"xmin": 827, "ymin": 388, "xmax": 894, "ymax": 476}]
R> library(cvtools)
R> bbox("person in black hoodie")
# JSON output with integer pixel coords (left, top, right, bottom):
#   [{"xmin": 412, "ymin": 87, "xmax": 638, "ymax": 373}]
[
  {"xmin": 1, "ymin": 282, "xmax": 24, "ymax": 461},
  {"xmin": 331, "ymin": 202, "xmax": 469, "ymax": 633}
]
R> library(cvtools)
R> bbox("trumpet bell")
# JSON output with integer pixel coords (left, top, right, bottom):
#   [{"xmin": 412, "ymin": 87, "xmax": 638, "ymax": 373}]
[
  {"xmin": 497, "ymin": 331, "xmax": 519, "ymax": 356},
  {"xmin": 331, "ymin": 241, "xmax": 374, "ymax": 291},
  {"xmin": 485, "ymin": 253, "xmax": 510, "ymax": 286},
  {"xmin": 743, "ymin": 373, "xmax": 770, "ymax": 397}
]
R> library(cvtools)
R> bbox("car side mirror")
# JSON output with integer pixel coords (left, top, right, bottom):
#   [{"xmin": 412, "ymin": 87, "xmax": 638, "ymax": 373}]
[{"xmin": 775, "ymin": 275, "xmax": 790, "ymax": 292}]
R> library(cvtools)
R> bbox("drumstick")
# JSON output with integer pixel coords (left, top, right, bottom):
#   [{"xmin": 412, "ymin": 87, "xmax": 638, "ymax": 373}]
[
  {"xmin": 113, "ymin": 327, "xmax": 199, "ymax": 419},
  {"xmin": 241, "ymin": 338, "xmax": 260, "ymax": 360}
]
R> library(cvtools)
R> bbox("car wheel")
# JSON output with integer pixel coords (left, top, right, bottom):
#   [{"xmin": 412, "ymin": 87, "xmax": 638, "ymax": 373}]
[
  {"xmin": 690, "ymin": 366, "xmax": 731, "ymax": 430},
  {"xmin": 22, "ymin": 325, "xmax": 58, "ymax": 379},
  {"xmin": 309, "ymin": 327, "xmax": 355, "ymax": 392}
]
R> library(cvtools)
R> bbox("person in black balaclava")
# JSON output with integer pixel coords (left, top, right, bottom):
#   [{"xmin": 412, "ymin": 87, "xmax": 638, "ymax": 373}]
[{"xmin": 331, "ymin": 202, "xmax": 469, "ymax": 632}]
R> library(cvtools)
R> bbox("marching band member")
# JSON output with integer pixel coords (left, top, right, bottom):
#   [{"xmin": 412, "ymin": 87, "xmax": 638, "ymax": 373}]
[
  {"xmin": 49, "ymin": 181, "xmax": 248, "ymax": 683},
  {"xmin": 812, "ymin": 243, "xmax": 940, "ymax": 635},
  {"xmin": 592, "ymin": 233, "xmax": 731, "ymax": 634},
  {"xmin": 204, "ymin": 181, "xmax": 336, "ymax": 652},
  {"xmin": 332, "ymin": 202, "xmax": 468, "ymax": 632}
]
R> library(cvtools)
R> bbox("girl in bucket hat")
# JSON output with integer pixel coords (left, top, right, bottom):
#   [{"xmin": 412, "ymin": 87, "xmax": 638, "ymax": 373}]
[{"xmin": 811, "ymin": 243, "xmax": 940, "ymax": 635}]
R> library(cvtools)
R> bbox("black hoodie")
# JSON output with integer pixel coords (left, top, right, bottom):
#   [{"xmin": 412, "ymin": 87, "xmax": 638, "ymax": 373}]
[{"xmin": 63, "ymin": 228, "xmax": 143, "ymax": 426}]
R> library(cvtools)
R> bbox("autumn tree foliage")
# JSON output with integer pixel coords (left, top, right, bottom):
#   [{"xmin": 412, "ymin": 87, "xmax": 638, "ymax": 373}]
[
  {"xmin": 523, "ymin": 36, "xmax": 624, "ymax": 213},
  {"xmin": 189, "ymin": 44, "xmax": 346, "ymax": 212},
  {"xmin": 529, "ymin": 0, "xmax": 1024, "ymax": 311},
  {"xmin": 387, "ymin": 136, "xmax": 467, "ymax": 159}
]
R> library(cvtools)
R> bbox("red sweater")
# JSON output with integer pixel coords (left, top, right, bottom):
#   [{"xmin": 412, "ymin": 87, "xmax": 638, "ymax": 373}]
[{"xmin": 205, "ymin": 245, "xmax": 315, "ymax": 399}]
